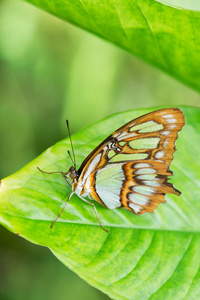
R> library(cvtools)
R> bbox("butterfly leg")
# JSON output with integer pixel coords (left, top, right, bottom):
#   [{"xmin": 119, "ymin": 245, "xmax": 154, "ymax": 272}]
[
  {"xmin": 37, "ymin": 167, "xmax": 71, "ymax": 187},
  {"xmin": 51, "ymin": 191, "xmax": 75, "ymax": 229},
  {"xmin": 79, "ymin": 195, "xmax": 109, "ymax": 233}
]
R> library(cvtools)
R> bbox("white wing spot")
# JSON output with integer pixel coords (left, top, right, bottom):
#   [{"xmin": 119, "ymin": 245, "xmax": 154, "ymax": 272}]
[
  {"xmin": 163, "ymin": 139, "xmax": 168, "ymax": 148},
  {"xmin": 145, "ymin": 180, "xmax": 161, "ymax": 187},
  {"xmin": 134, "ymin": 163, "xmax": 151, "ymax": 168},
  {"xmin": 129, "ymin": 193, "xmax": 149, "ymax": 205},
  {"xmin": 166, "ymin": 118, "xmax": 177, "ymax": 123},
  {"xmin": 137, "ymin": 174, "xmax": 157, "ymax": 180},
  {"xmin": 162, "ymin": 131, "xmax": 170, "ymax": 136},
  {"xmin": 129, "ymin": 203, "xmax": 142, "ymax": 213},
  {"xmin": 155, "ymin": 150, "xmax": 165, "ymax": 159},
  {"xmin": 163, "ymin": 114, "xmax": 174, "ymax": 118},
  {"xmin": 169, "ymin": 124, "xmax": 177, "ymax": 129},
  {"xmin": 133, "ymin": 185, "xmax": 155, "ymax": 195},
  {"xmin": 134, "ymin": 168, "xmax": 156, "ymax": 175}
]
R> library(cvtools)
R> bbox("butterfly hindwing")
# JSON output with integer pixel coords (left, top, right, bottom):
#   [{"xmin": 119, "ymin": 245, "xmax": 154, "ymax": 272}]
[
  {"xmin": 75, "ymin": 108, "xmax": 185, "ymax": 214},
  {"xmin": 120, "ymin": 160, "xmax": 179, "ymax": 214}
]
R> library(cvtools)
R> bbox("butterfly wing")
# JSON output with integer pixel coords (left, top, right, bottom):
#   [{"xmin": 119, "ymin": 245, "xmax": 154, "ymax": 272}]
[{"xmin": 75, "ymin": 108, "xmax": 185, "ymax": 214}]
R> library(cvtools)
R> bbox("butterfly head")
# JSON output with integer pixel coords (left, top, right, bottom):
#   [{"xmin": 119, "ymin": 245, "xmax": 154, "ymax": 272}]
[{"xmin": 67, "ymin": 166, "xmax": 79, "ymax": 183}]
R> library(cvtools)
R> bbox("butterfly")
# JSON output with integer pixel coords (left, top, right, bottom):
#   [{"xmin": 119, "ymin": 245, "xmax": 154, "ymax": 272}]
[{"xmin": 38, "ymin": 108, "xmax": 185, "ymax": 233}]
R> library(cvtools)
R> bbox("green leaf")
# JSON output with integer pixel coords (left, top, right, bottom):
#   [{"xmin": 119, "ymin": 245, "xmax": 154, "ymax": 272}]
[
  {"xmin": 24, "ymin": 0, "xmax": 200, "ymax": 92},
  {"xmin": 0, "ymin": 106, "xmax": 200, "ymax": 300},
  {"xmin": 156, "ymin": 0, "xmax": 200, "ymax": 11}
]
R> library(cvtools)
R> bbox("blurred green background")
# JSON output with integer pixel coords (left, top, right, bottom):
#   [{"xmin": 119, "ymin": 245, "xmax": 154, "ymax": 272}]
[{"xmin": 0, "ymin": 0, "xmax": 199, "ymax": 299}]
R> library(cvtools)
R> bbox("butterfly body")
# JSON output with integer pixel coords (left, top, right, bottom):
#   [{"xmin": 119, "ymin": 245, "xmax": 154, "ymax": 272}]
[{"xmin": 66, "ymin": 108, "xmax": 185, "ymax": 216}]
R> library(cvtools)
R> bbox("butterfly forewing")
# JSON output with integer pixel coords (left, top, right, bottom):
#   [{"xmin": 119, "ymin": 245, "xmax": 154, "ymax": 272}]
[{"xmin": 75, "ymin": 108, "xmax": 184, "ymax": 215}]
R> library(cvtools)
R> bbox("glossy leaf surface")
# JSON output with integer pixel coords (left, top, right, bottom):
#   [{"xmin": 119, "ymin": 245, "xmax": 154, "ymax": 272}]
[{"xmin": 25, "ymin": 0, "xmax": 200, "ymax": 92}]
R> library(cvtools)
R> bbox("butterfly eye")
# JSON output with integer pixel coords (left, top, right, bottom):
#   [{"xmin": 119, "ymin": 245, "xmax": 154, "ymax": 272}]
[{"xmin": 67, "ymin": 166, "xmax": 78, "ymax": 180}]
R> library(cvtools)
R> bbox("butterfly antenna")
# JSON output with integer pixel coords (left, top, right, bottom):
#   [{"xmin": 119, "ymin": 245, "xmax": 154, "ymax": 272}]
[
  {"xmin": 67, "ymin": 150, "xmax": 75, "ymax": 167},
  {"xmin": 66, "ymin": 120, "xmax": 76, "ymax": 168}
]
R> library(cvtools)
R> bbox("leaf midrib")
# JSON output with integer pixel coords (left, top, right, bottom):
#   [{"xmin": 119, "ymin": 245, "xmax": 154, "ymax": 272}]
[{"xmin": 1, "ymin": 211, "xmax": 199, "ymax": 234}]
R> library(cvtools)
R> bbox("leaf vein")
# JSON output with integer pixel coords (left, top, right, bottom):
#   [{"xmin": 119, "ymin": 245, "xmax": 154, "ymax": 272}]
[
  {"xmin": 136, "ymin": 1, "xmax": 168, "ymax": 68},
  {"xmin": 108, "ymin": 231, "xmax": 156, "ymax": 286},
  {"xmin": 148, "ymin": 234, "xmax": 194, "ymax": 298}
]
